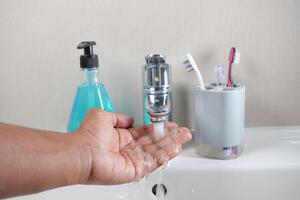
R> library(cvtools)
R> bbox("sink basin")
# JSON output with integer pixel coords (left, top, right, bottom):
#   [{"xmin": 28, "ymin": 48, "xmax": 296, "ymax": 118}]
[{"xmin": 11, "ymin": 127, "xmax": 300, "ymax": 200}]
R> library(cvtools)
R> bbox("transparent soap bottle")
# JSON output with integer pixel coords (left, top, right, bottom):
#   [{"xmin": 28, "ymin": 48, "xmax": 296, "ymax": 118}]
[{"xmin": 67, "ymin": 41, "xmax": 114, "ymax": 132}]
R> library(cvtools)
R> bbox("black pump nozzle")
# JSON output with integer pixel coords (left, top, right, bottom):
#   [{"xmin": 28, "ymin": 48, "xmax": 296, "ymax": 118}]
[{"xmin": 77, "ymin": 41, "xmax": 99, "ymax": 68}]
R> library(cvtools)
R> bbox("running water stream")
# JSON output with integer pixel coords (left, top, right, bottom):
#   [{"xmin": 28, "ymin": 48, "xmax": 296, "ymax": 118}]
[
  {"xmin": 115, "ymin": 124, "xmax": 182, "ymax": 200},
  {"xmin": 155, "ymin": 164, "xmax": 167, "ymax": 200}
]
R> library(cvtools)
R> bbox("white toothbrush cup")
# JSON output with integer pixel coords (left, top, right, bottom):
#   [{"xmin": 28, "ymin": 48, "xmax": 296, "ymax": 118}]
[{"xmin": 195, "ymin": 85, "xmax": 245, "ymax": 159}]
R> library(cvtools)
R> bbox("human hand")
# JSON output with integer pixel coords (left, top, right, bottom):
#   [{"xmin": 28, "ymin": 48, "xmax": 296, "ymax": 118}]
[{"xmin": 73, "ymin": 109, "xmax": 192, "ymax": 185}]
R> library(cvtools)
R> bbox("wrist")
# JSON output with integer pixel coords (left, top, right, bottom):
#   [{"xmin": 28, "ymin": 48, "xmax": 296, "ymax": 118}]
[{"xmin": 68, "ymin": 130, "xmax": 93, "ymax": 184}]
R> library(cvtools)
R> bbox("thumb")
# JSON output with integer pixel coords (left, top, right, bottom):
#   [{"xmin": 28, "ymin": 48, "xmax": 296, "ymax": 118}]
[
  {"xmin": 110, "ymin": 112, "xmax": 134, "ymax": 128},
  {"xmin": 82, "ymin": 109, "xmax": 134, "ymax": 129}
]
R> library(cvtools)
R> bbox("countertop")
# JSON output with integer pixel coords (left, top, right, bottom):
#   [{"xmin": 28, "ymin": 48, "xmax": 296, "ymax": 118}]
[{"xmin": 176, "ymin": 126, "xmax": 300, "ymax": 169}]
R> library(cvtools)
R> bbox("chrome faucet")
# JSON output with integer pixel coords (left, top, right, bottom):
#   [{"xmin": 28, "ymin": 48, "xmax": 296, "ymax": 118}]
[{"xmin": 143, "ymin": 54, "xmax": 172, "ymax": 123}]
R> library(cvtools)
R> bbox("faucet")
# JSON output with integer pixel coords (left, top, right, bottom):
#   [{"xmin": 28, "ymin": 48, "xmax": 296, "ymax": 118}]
[{"xmin": 143, "ymin": 54, "xmax": 172, "ymax": 137}]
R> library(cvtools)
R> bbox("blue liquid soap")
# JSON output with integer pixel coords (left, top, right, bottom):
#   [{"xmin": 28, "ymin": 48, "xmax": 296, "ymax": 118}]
[
  {"xmin": 143, "ymin": 96, "xmax": 151, "ymax": 125},
  {"xmin": 67, "ymin": 69, "xmax": 114, "ymax": 132},
  {"xmin": 67, "ymin": 41, "xmax": 114, "ymax": 132}
]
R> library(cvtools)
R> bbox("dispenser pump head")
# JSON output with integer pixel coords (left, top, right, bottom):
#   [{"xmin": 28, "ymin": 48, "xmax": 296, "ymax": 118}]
[{"xmin": 77, "ymin": 41, "xmax": 99, "ymax": 69}]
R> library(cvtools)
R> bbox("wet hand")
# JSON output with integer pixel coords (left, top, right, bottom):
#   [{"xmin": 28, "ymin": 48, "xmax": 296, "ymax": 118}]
[{"xmin": 73, "ymin": 109, "xmax": 192, "ymax": 184}]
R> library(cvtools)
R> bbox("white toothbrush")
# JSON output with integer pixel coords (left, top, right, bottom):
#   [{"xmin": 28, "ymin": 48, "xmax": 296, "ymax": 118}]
[{"xmin": 182, "ymin": 53, "xmax": 205, "ymax": 90}]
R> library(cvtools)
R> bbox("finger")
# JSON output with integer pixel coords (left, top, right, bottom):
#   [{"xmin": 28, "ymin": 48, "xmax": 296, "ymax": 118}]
[
  {"xmin": 129, "ymin": 122, "xmax": 179, "ymax": 140},
  {"xmin": 163, "ymin": 143, "xmax": 182, "ymax": 159},
  {"xmin": 167, "ymin": 127, "xmax": 192, "ymax": 144},
  {"xmin": 164, "ymin": 122, "xmax": 178, "ymax": 128},
  {"xmin": 175, "ymin": 127, "xmax": 192, "ymax": 144},
  {"xmin": 134, "ymin": 126, "xmax": 192, "ymax": 149},
  {"xmin": 84, "ymin": 109, "xmax": 134, "ymax": 128},
  {"xmin": 136, "ymin": 134, "xmax": 154, "ymax": 146},
  {"xmin": 129, "ymin": 124, "xmax": 153, "ymax": 139},
  {"xmin": 111, "ymin": 112, "xmax": 134, "ymax": 128},
  {"xmin": 151, "ymin": 127, "xmax": 191, "ymax": 150}
]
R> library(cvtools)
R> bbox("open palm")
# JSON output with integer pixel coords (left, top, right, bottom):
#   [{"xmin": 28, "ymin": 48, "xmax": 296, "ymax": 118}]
[{"xmin": 76, "ymin": 109, "xmax": 192, "ymax": 184}]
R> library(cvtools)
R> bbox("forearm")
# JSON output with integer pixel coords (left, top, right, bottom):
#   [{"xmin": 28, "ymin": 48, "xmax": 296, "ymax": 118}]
[{"xmin": 0, "ymin": 123, "xmax": 91, "ymax": 198}]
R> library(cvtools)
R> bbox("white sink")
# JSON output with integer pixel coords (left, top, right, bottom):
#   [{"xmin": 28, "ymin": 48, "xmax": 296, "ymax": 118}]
[{"xmin": 12, "ymin": 127, "xmax": 300, "ymax": 200}]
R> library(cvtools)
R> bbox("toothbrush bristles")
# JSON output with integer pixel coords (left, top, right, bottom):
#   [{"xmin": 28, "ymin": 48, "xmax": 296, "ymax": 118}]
[
  {"xmin": 185, "ymin": 65, "xmax": 194, "ymax": 72},
  {"xmin": 182, "ymin": 54, "xmax": 196, "ymax": 72},
  {"xmin": 183, "ymin": 62, "xmax": 194, "ymax": 71},
  {"xmin": 233, "ymin": 53, "xmax": 240, "ymax": 64},
  {"xmin": 233, "ymin": 48, "xmax": 240, "ymax": 64},
  {"xmin": 181, "ymin": 53, "xmax": 205, "ymax": 90}
]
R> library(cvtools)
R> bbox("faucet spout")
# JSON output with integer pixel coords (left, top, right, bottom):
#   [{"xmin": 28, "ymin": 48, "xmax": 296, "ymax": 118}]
[{"xmin": 143, "ymin": 54, "xmax": 172, "ymax": 124}]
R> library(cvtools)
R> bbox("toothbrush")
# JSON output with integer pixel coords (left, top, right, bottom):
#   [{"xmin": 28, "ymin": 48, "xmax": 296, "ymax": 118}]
[
  {"xmin": 226, "ymin": 47, "xmax": 240, "ymax": 87},
  {"xmin": 182, "ymin": 53, "xmax": 205, "ymax": 90}
]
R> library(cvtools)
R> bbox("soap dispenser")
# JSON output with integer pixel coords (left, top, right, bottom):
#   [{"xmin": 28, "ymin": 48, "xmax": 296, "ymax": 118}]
[{"xmin": 67, "ymin": 41, "xmax": 114, "ymax": 132}]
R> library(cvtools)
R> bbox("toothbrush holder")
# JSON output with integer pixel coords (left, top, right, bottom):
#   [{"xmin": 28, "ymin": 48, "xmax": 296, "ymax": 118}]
[{"xmin": 195, "ymin": 85, "xmax": 245, "ymax": 159}]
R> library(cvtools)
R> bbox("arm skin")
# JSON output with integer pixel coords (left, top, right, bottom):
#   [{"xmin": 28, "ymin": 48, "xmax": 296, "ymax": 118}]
[
  {"xmin": 0, "ymin": 109, "xmax": 192, "ymax": 198},
  {"xmin": 0, "ymin": 123, "xmax": 89, "ymax": 198}
]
